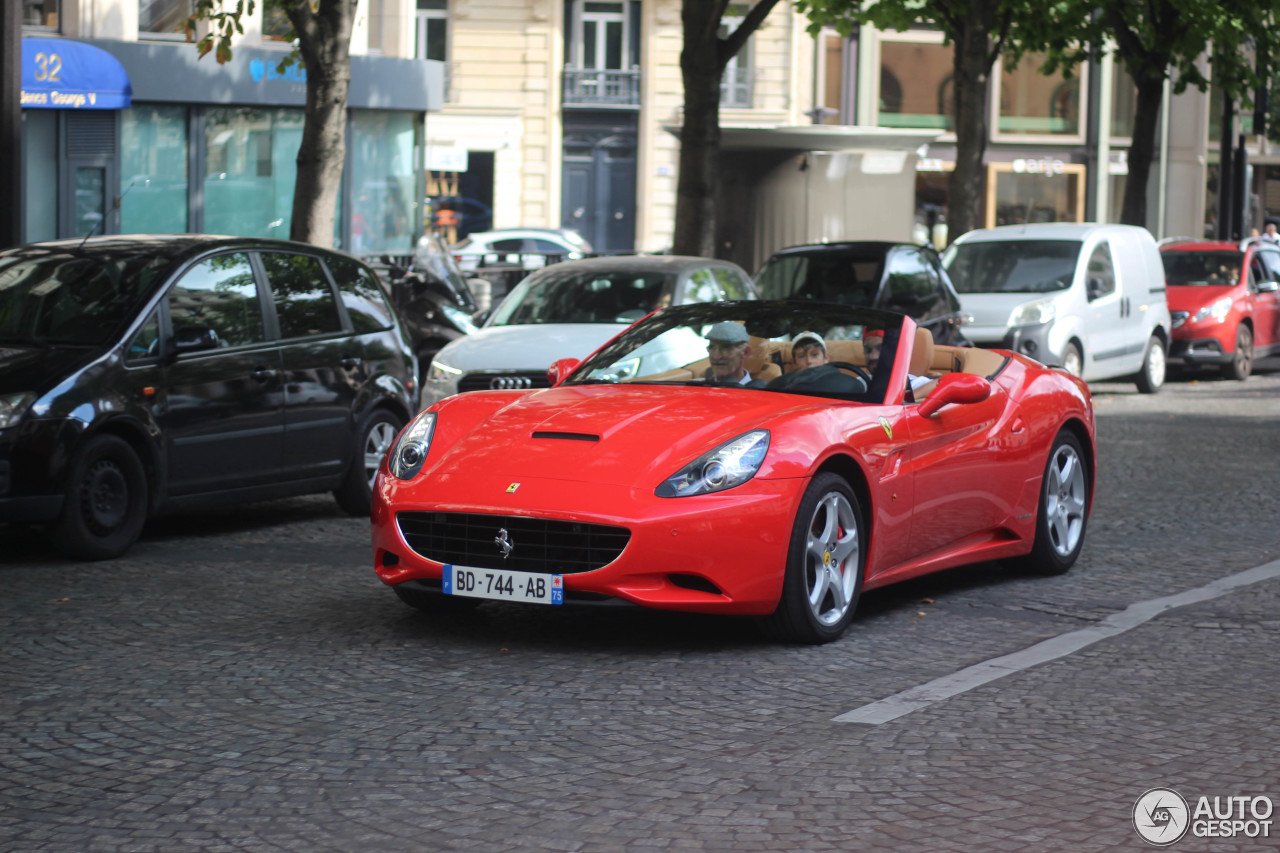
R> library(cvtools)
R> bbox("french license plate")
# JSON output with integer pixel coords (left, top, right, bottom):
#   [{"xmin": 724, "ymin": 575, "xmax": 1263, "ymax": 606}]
[{"xmin": 443, "ymin": 565, "xmax": 564, "ymax": 605}]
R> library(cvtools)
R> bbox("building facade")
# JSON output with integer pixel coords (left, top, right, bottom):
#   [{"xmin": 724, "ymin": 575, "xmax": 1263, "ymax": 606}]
[
  {"xmin": 19, "ymin": 0, "xmax": 443, "ymax": 253},
  {"xmin": 20, "ymin": 0, "xmax": 1279, "ymax": 263}
]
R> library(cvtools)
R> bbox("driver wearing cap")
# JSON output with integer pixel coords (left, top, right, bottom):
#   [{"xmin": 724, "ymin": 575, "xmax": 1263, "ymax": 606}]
[{"xmin": 703, "ymin": 321, "xmax": 764, "ymax": 388}]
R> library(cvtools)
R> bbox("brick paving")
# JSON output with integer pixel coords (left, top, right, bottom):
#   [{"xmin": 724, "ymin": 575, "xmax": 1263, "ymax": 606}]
[{"xmin": 2, "ymin": 363, "xmax": 1279, "ymax": 852}]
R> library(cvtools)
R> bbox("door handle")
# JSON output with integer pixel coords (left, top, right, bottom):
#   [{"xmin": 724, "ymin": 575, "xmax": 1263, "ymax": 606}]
[{"xmin": 251, "ymin": 367, "xmax": 276, "ymax": 382}]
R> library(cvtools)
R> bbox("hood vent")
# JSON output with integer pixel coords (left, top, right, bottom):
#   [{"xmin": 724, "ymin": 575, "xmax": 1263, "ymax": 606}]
[{"xmin": 531, "ymin": 431, "xmax": 600, "ymax": 442}]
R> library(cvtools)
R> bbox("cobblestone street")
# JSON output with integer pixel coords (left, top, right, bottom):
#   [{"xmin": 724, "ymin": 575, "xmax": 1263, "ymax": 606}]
[{"xmin": 3, "ymin": 365, "xmax": 1280, "ymax": 852}]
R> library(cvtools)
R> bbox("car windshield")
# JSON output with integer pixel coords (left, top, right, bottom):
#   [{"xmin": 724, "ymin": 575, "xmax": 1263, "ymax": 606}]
[
  {"xmin": 563, "ymin": 301, "xmax": 907, "ymax": 404},
  {"xmin": 944, "ymin": 240, "xmax": 1082, "ymax": 294},
  {"xmin": 489, "ymin": 267, "xmax": 674, "ymax": 325},
  {"xmin": 0, "ymin": 248, "xmax": 172, "ymax": 345},
  {"xmin": 1161, "ymin": 250, "xmax": 1242, "ymax": 286},
  {"xmin": 755, "ymin": 248, "xmax": 885, "ymax": 306}
]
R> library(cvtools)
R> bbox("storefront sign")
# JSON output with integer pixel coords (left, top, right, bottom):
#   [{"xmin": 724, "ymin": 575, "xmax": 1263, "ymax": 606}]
[
  {"xmin": 21, "ymin": 38, "xmax": 132, "ymax": 109},
  {"xmin": 1011, "ymin": 157, "xmax": 1066, "ymax": 177}
]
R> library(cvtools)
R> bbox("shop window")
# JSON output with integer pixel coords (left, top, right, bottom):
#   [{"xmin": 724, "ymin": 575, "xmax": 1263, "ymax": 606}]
[
  {"xmin": 23, "ymin": 0, "xmax": 59, "ymax": 30},
  {"xmin": 122, "ymin": 105, "xmax": 190, "ymax": 233},
  {"xmin": 818, "ymin": 33, "xmax": 847, "ymax": 124},
  {"xmin": 987, "ymin": 162, "xmax": 1086, "ymax": 228},
  {"xmin": 139, "ymin": 0, "xmax": 192, "ymax": 38},
  {"xmin": 1110, "ymin": 63, "xmax": 1136, "ymax": 141},
  {"xmin": 996, "ymin": 52, "xmax": 1083, "ymax": 138},
  {"xmin": 348, "ymin": 111, "xmax": 419, "ymax": 255},
  {"xmin": 879, "ymin": 39, "xmax": 952, "ymax": 131},
  {"xmin": 262, "ymin": 3, "xmax": 293, "ymax": 42},
  {"xmin": 204, "ymin": 107, "xmax": 303, "ymax": 238}
]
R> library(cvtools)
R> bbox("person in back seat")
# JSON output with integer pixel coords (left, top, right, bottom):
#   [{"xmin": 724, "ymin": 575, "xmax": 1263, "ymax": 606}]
[
  {"xmin": 863, "ymin": 328, "xmax": 931, "ymax": 391},
  {"xmin": 767, "ymin": 331, "xmax": 866, "ymax": 395}
]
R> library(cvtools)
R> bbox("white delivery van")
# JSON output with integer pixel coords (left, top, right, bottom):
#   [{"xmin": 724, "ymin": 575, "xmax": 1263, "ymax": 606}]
[{"xmin": 942, "ymin": 222, "xmax": 1172, "ymax": 393}]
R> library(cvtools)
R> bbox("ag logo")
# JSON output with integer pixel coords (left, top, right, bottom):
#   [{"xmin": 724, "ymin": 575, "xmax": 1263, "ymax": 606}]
[{"xmin": 1133, "ymin": 788, "xmax": 1190, "ymax": 846}]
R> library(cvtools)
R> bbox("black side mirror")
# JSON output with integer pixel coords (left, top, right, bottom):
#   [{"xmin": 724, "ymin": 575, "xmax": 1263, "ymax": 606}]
[{"xmin": 172, "ymin": 326, "xmax": 220, "ymax": 354}]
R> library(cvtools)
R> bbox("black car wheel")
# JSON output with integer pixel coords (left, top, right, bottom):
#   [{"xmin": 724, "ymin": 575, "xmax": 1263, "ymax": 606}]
[
  {"xmin": 334, "ymin": 408, "xmax": 405, "ymax": 516},
  {"xmin": 1222, "ymin": 325, "xmax": 1253, "ymax": 381},
  {"xmin": 1015, "ymin": 430, "xmax": 1090, "ymax": 576},
  {"xmin": 763, "ymin": 472, "xmax": 864, "ymax": 644},
  {"xmin": 51, "ymin": 434, "xmax": 148, "ymax": 561}
]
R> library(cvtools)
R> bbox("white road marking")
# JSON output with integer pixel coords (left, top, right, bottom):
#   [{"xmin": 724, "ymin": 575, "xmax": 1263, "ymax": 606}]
[{"xmin": 832, "ymin": 559, "xmax": 1280, "ymax": 725}]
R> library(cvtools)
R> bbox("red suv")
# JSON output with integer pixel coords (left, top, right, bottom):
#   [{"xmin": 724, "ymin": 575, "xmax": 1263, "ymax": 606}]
[{"xmin": 1159, "ymin": 238, "xmax": 1280, "ymax": 379}]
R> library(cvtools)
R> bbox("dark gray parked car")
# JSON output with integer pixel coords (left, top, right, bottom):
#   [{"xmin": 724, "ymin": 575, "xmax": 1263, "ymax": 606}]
[{"xmin": 754, "ymin": 241, "xmax": 970, "ymax": 345}]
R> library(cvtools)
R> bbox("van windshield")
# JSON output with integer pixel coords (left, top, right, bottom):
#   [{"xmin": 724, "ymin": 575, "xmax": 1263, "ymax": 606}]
[{"xmin": 943, "ymin": 240, "xmax": 1082, "ymax": 294}]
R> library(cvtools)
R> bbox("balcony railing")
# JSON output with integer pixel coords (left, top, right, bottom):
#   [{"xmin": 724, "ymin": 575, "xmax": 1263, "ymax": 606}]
[
  {"xmin": 563, "ymin": 67, "xmax": 641, "ymax": 108},
  {"xmin": 720, "ymin": 66, "xmax": 753, "ymax": 109}
]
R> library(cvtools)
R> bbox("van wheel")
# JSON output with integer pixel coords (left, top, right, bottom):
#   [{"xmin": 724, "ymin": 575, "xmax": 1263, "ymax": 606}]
[
  {"xmin": 1134, "ymin": 336, "xmax": 1165, "ymax": 394},
  {"xmin": 334, "ymin": 408, "xmax": 405, "ymax": 516},
  {"xmin": 1222, "ymin": 325, "xmax": 1253, "ymax": 381},
  {"xmin": 1060, "ymin": 342, "xmax": 1083, "ymax": 377},
  {"xmin": 51, "ymin": 435, "xmax": 148, "ymax": 560}
]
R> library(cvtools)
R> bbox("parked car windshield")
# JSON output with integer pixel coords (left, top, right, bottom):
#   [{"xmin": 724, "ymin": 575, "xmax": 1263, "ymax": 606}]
[
  {"xmin": 944, "ymin": 240, "xmax": 1082, "ymax": 294},
  {"xmin": 0, "ymin": 249, "xmax": 171, "ymax": 345},
  {"xmin": 1161, "ymin": 250, "xmax": 1243, "ymax": 286},
  {"xmin": 489, "ymin": 268, "xmax": 673, "ymax": 325},
  {"xmin": 755, "ymin": 249, "xmax": 884, "ymax": 305}
]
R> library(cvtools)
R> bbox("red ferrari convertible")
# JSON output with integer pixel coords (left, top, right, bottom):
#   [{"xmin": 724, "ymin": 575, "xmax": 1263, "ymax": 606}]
[{"xmin": 371, "ymin": 301, "xmax": 1095, "ymax": 643}]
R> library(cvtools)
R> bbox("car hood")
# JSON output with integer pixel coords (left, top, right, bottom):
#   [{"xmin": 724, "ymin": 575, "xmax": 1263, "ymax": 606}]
[
  {"xmin": 429, "ymin": 385, "xmax": 813, "ymax": 487},
  {"xmin": 433, "ymin": 323, "xmax": 625, "ymax": 371},
  {"xmin": 0, "ymin": 344, "xmax": 97, "ymax": 396},
  {"xmin": 1165, "ymin": 284, "xmax": 1236, "ymax": 312}
]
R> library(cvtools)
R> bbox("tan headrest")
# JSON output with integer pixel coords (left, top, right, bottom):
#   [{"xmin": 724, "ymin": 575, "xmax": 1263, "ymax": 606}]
[{"xmin": 909, "ymin": 327, "xmax": 935, "ymax": 375}]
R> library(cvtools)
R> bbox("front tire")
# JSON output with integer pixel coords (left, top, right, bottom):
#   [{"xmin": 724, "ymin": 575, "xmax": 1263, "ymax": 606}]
[
  {"xmin": 51, "ymin": 434, "xmax": 148, "ymax": 560},
  {"xmin": 1222, "ymin": 325, "xmax": 1253, "ymax": 381},
  {"xmin": 763, "ymin": 473, "xmax": 864, "ymax": 644},
  {"xmin": 1060, "ymin": 341, "xmax": 1083, "ymax": 378},
  {"xmin": 1134, "ymin": 336, "xmax": 1166, "ymax": 394},
  {"xmin": 334, "ymin": 408, "xmax": 405, "ymax": 516},
  {"xmin": 1017, "ymin": 431, "xmax": 1090, "ymax": 576}
]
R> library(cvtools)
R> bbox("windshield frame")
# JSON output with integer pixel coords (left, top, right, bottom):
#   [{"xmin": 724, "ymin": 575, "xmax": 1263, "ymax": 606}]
[
  {"xmin": 943, "ymin": 238, "xmax": 1083, "ymax": 295},
  {"xmin": 562, "ymin": 300, "xmax": 910, "ymax": 405}
]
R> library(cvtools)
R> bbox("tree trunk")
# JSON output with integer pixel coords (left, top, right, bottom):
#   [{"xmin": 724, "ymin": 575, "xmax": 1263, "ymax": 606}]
[
  {"xmin": 947, "ymin": 16, "xmax": 994, "ymax": 244},
  {"xmin": 672, "ymin": 3, "xmax": 724, "ymax": 257},
  {"xmin": 1120, "ymin": 72, "xmax": 1165, "ymax": 228},
  {"xmin": 288, "ymin": 0, "xmax": 353, "ymax": 248}
]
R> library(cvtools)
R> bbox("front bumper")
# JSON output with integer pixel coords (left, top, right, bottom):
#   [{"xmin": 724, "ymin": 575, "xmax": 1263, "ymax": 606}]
[
  {"xmin": 970, "ymin": 322, "xmax": 1056, "ymax": 366},
  {"xmin": 372, "ymin": 471, "xmax": 801, "ymax": 615},
  {"xmin": 1168, "ymin": 337, "xmax": 1230, "ymax": 366}
]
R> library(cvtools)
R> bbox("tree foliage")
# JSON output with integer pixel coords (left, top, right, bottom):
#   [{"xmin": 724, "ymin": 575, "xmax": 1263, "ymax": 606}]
[{"xmin": 1036, "ymin": 0, "xmax": 1280, "ymax": 227}]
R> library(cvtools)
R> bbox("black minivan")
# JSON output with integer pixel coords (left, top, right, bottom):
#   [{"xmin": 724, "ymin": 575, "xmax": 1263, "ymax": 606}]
[{"xmin": 0, "ymin": 236, "xmax": 419, "ymax": 560}]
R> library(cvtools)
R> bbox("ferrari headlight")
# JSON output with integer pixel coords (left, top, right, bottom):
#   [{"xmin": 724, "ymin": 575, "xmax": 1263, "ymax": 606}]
[
  {"xmin": 656, "ymin": 430, "xmax": 769, "ymax": 498},
  {"xmin": 0, "ymin": 392, "xmax": 35, "ymax": 430},
  {"xmin": 427, "ymin": 360, "xmax": 462, "ymax": 385},
  {"xmin": 1009, "ymin": 299, "xmax": 1056, "ymax": 327},
  {"xmin": 389, "ymin": 411, "xmax": 437, "ymax": 480},
  {"xmin": 1191, "ymin": 296, "xmax": 1232, "ymax": 324}
]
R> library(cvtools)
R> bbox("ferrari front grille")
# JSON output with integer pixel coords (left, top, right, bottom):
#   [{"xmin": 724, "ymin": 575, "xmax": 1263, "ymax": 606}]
[{"xmin": 396, "ymin": 511, "xmax": 630, "ymax": 573}]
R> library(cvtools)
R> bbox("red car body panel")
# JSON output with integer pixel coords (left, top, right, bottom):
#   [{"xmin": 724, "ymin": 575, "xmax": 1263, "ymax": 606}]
[{"xmin": 371, "ymin": 312, "xmax": 1095, "ymax": 617}]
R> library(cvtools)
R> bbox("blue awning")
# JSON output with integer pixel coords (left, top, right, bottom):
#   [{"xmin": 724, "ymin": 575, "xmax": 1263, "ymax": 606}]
[{"xmin": 21, "ymin": 38, "xmax": 132, "ymax": 110}]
